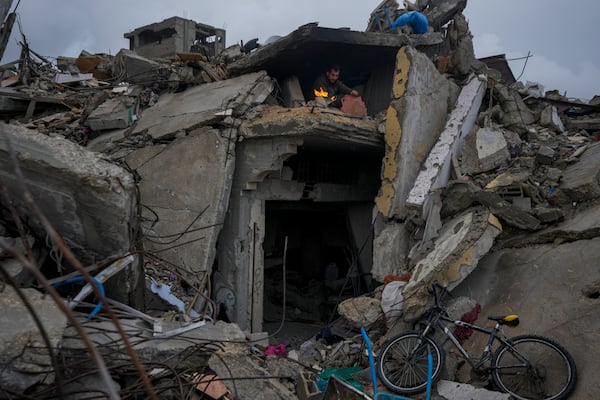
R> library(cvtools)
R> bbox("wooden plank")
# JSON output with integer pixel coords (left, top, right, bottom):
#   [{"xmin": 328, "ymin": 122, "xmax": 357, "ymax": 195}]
[{"xmin": 25, "ymin": 99, "xmax": 36, "ymax": 119}]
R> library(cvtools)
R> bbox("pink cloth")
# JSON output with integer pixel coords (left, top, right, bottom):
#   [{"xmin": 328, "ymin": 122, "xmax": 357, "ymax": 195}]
[{"xmin": 264, "ymin": 344, "xmax": 288, "ymax": 357}]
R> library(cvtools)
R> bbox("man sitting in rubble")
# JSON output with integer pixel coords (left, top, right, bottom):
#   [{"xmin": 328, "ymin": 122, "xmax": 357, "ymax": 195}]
[{"xmin": 312, "ymin": 65, "xmax": 359, "ymax": 109}]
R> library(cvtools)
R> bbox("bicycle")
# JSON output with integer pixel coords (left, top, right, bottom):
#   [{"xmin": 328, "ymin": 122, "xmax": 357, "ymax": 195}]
[{"xmin": 376, "ymin": 284, "xmax": 577, "ymax": 400}]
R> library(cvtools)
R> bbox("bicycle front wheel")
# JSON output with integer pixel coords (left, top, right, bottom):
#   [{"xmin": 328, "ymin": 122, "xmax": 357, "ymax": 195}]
[
  {"xmin": 491, "ymin": 335, "xmax": 577, "ymax": 400},
  {"xmin": 376, "ymin": 332, "xmax": 444, "ymax": 395}
]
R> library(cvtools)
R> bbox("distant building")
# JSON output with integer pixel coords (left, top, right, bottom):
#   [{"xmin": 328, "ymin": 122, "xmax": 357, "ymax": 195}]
[{"xmin": 124, "ymin": 16, "xmax": 225, "ymax": 59}]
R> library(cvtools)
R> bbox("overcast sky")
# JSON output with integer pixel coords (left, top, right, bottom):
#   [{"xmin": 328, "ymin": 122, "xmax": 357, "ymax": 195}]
[{"xmin": 2, "ymin": 0, "xmax": 598, "ymax": 101}]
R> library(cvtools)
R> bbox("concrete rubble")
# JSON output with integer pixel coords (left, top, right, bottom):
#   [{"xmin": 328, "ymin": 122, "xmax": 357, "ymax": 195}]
[{"xmin": 0, "ymin": 0, "xmax": 599, "ymax": 398}]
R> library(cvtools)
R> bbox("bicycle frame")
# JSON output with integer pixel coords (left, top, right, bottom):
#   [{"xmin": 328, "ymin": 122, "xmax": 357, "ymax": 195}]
[{"xmin": 421, "ymin": 309, "xmax": 506, "ymax": 370}]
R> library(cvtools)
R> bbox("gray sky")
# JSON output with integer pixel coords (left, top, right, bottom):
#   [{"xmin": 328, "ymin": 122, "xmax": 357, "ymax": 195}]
[{"xmin": 3, "ymin": 0, "xmax": 599, "ymax": 101}]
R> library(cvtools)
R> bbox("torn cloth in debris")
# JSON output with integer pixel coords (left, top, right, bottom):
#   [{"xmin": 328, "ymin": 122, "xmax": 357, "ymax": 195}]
[{"xmin": 381, "ymin": 280, "xmax": 407, "ymax": 329}]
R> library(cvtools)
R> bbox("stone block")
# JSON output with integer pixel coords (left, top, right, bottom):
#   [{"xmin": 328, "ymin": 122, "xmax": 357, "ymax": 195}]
[
  {"xmin": 372, "ymin": 222, "xmax": 411, "ymax": 282},
  {"xmin": 280, "ymin": 75, "xmax": 305, "ymax": 108},
  {"xmin": 113, "ymin": 49, "xmax": 170, "ymax": 84},
  {"xmin": 540, "ymin": 105, "xmax": 565, "ymax": 133},
  {"xmin": 462, "ymin": 127, "xmax": 510, "ymax": 174},
  {"xmin": 536, "ymin": 145, "xmax": 555, "ymax": 165},
  {"xmin": 87, "ymin": 97, "xmax": 133, "ymax": 131},
  {"xmin": 511, "ymin": 196, "xmax": 531, "ymax": 211},
  {"xmin": 338, "ymin": 296, "xmax": 382, "ymax": 328},
  {"xmin": 533, "ymin": 206, "xmax": 564, "ymax": 223},
  {"xmin": 560, "ymin": 142, "xmax": 600, "ymax": 202}
]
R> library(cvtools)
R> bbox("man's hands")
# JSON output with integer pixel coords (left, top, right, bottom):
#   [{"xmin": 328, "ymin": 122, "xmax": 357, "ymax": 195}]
[{"xmin": 350, "ymin": 89, "xmax": 359, "ymax": 96}]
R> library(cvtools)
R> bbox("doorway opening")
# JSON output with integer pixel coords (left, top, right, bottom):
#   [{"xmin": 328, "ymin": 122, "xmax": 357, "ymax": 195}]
[{"xmin": 262, "ymin": 201, "xmax": 372, "ymax": 346}]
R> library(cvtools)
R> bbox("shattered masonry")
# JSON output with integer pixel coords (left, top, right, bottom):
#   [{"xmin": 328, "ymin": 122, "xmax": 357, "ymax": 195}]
[{"xmin": 1, "ymin": 0, "xmax": 599, "ymax": 399}]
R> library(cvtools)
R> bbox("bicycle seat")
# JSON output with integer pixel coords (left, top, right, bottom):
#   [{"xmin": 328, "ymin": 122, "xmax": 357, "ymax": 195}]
[{"xmin": 488, "ymin": 314, "xmax": 520, "ymax": 327}]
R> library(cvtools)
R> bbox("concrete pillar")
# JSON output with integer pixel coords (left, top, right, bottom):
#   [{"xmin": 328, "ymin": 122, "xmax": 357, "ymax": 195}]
[{"xmin": 375, "ymin": 46, "xmax": 459, "ymax": 220}]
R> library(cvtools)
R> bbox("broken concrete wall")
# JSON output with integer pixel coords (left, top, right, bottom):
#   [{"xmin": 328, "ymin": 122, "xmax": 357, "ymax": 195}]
[
  {"xmin": 215, "ymin": 137, "xmax": 302, "ymax": 331},
  {"xmin": 218, "ymin": 104, "xmax": 383, "ymax": 330},
  {"xmin": 120, "ymin": 72, "xmax": 274, "ymax": 289},
  {"xmin": 0, "ymin": 125, "xmax": 137, "ymax": 262},
  {"xmin": 406, "ymin": 74, "xmax": 486, "ymax": 219},
  {"xmin": 131, "ymin": 71, "xmax": 273, "ymax": 140},
  {"xmin": 402, "ymin": 208, "xmax": 502, "ymax": 321},
  {"xmin": 375, "ymin": 45, "xmax": 459, "ymax": 220},
  {"xmin": 124, "ymin": 17, "xmax": 225, "ymax": 60},
  {"xmin": 113, "ymin": 49, "xmax": 173, "ymax": 85},
  {"xmin": 372, "ymin": 222, "xmax": 411, "ymax": 281},
  {"xmin": 126, "ymin": 127, "xmax": 235, "ymax": 283}
]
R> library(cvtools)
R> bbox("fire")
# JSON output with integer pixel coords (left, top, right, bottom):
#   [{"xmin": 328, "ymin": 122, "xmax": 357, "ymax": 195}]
[{"xmin": 314, "ymin": 87, "xmax": 328, "ymax": 98}]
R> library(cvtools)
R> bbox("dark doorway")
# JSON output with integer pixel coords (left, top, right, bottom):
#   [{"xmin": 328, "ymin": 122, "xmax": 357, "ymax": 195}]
[{"xmin": 263, "ymin": 201, "xmax": 371, "ymax": 346}]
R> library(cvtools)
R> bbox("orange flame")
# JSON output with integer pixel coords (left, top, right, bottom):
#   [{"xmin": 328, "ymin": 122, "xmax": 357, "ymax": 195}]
[{"xmin": 314, "ymin": 87, "xmax": 329, "ymax": 97}]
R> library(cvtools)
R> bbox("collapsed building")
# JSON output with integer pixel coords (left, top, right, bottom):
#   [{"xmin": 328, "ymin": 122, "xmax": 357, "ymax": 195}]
[{"xmin": 1, "ymin": 0, "xmax": 599, "ymax": 398}]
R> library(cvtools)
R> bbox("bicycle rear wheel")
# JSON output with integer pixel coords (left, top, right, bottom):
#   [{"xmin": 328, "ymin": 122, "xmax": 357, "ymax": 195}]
[
  {"xmin": 492, "ymin": 335, "xmax": 577, "ymax": 400},
  {"xmin": 376, "ymin": 332, "xmax": 444, "ymax": 395}
]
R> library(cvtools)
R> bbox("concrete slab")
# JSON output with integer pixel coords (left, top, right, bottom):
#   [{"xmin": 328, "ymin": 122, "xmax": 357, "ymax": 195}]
[
  {"xmin": 239, "ymin": 105, "xmax": 381, "ymax": 146},
  {"xmin": 376, "ymin": 46, "xmax": 459, "ymax": 219},
  {"xmin": 0, "ymin": 287, "xmax": 67, "ymax": 393},
  {"xmin": 540, "ymin": 104, "xmax": 565, "ymax": 133},
  {"xmin": 62, "ymin": 318, "xmax": 245, "ymax": 369},
  {"xmin": 454, "ymin": 237, "xmax": 600, "ymax": 399},
  {"xmin": 126, "ymin": 127, "xmax": 235, "ymax": 283},
  {"xmin": 406, "ymin": 74, "xmax": 486, "ymax": 216},
  {"xmin": 132, "ymin": 71, "xmax": 273, "ymax": 140},
  {"xmin": 280, "ymin": 75, "xmax": 305, "ymax": 108},
  {"xmin": 87, "ymin": 97, "xmax": 133, "ymax": 131},
  {"xmin": 372, "ymin": 222, "xmax": 411, "ymax": 281},
  {"xmin": 560, "ymin": 142, "xmax": 600, "ymax": 202},
  {"xmin": 402, "ymin": 208, "xmax": 502, "ymax": 321},
  {"xmin": 208, "ymin": 352, "xmax": 297, "ymax": 400},
  {"xmin": 113, "ymin": 49, "xmax": 170, "ymax": 84},
  {"xmin": 509, "ymin": 203, "xmax": 600, "ymax": 246},
  {"xmin": 0, "ymin": 124, "xmax": 136, "ymax": 264}
]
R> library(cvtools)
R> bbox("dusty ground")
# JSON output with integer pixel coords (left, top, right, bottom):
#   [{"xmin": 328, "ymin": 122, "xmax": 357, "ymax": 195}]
[{"xmin": 454, "ymin": 236, "xmax": 600, "ymax": 398}]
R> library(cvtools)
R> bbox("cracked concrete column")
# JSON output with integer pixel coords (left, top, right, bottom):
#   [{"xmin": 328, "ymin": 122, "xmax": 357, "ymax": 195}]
[
  {"xmin": 406, "ymin": 74, "xmax": 486, "ymax": 218},
  {"xmin": 375, "ymin": 46, "xmax": 459, "ymax": 220},
  {"xmin": 373, "ymin": 46, "xmax": 458, "ymax": 279}
]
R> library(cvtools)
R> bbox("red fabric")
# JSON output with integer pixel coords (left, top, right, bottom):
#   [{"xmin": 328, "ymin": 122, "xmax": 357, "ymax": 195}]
[
  {"xmin": 453, "ymin": 303, "xmax": 481, "ymax": 344},
  {"xmin": 383, "ymin": 273, "xmax": 412, "ymax": 285},
  {"xmin": 265, "ymin": 344, "xmax": 288, "ymax": 357},
  {"xmin": 340, "ymin": 95, "xmax": 368, "ymax": 116}
]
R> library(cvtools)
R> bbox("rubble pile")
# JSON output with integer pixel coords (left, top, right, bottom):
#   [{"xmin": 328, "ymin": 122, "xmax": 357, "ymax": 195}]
[{"xmin": 1, "ymin": 0, "xmax": 599, "ymax": 399}]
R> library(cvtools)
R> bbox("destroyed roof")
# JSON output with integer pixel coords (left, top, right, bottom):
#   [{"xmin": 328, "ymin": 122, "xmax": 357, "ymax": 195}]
[
  {"xmin": 123, "ymin": 16, "xmax": 222, "ymax": 39},
  {"xmin": 478, "ymin": 54, "xmax": 516, "ymax": 84},
  {"xmin": 228, "ymin": 22, "xmax": 443, "ymax": 78}
]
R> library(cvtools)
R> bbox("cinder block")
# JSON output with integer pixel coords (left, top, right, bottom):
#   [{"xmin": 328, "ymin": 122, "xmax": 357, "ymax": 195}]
[{"xmin": 296, "ymin": 372, "xmax": 321, "ymax": 400}]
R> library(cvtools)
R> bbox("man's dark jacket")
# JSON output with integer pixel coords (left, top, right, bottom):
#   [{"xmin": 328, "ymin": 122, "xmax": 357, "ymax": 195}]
[{"xmin": 312, "ymin": 74, "xmax": 352, "ymax": 100}]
